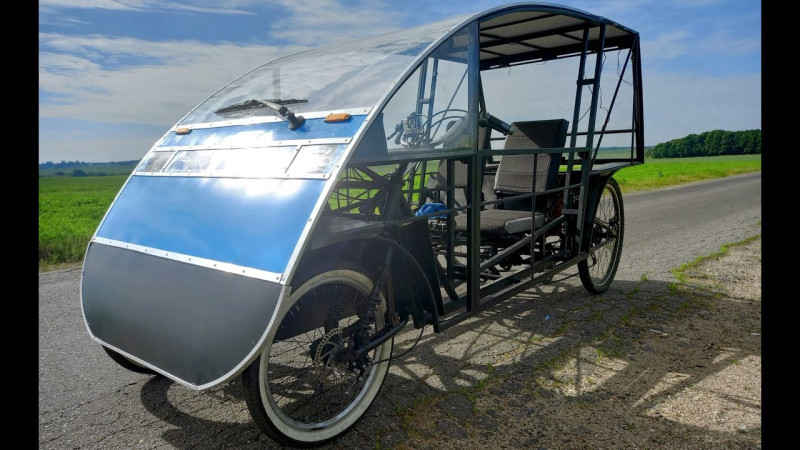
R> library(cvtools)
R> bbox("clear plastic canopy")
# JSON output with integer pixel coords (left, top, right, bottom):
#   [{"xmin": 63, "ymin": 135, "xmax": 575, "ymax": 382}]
[{"xmin": 179, "ymin": 16, "xmax": 467, "ymax": 125}]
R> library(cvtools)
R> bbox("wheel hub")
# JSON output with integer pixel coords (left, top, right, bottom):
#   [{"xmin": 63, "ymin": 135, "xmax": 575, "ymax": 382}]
[{"xmin": 312, "ymin": 327, "xmax": 371, "ymax": 387}]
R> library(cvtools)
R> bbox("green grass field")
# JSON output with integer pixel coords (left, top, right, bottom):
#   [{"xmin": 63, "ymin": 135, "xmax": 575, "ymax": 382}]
[
  {"xmin": 613, "ymin": 154, "xmax": 761, "ymax": 192},
  {"xmin": 38, "ymin": 154, "xmax": 760, "ymax": 270},
  {"xmin": 39, "ymin": 176, "xmax": 128, "ymax": 267}
]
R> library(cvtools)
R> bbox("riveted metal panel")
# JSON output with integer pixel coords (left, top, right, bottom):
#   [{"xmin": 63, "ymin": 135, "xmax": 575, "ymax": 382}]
[
  {"xmin": 158, "ymin": 115, "xmax": 367, "ymax": 148},
  {"xmin": 95, "ymin": 176, "xmax": 325, "ymax": 275},
  {"xmin": 81, "ymin": 243, "xmax": 284, "ymax": 388}
]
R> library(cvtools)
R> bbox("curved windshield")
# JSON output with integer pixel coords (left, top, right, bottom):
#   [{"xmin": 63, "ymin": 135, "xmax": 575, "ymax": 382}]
[{"xmin": 180, "ymin": 16, "xmax": 467, "ymax": 126}]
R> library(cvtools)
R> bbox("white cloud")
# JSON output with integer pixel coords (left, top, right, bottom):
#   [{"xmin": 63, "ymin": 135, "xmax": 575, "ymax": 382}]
[
  {"xmin": 39, "ymin": 128, "xmax": 161, "ymax": 163},
  {"xmin": 693, "ymin": 12, "xmax": 761, "ymax": 57},
  {"xmin": 643, "ymin": 71, "xmax": 761, "ymax": 143},
  {"xmin": 576, "ymin": 0, "xmax": 760, "ymax": 69},
  {"xmin": 38, "ymin": 15, "xmax": 91, "ymax": 27},
  {"xmin": 572, "ymin": 0, "xmax": 661, "ymax": 23},
  {"xmin": 667, "ymin": 0, "xmax": 730, "ymax": 7},
  {"xmin": 643, "ymin": 30, "xmax": 691, "ymax": 60},
  {"xmin": 39, "ymin": 34, "xmax": 309, "ymax": 126},
  {"xmin": 263, "ymin": 0, "xmax": 407, "ymax": 46},
  {"xmin": 482, "ymin": 60, "xmax": 760, "ymax": 147},
  {"xmin": 37, "ymin": 1, "xmax": 762, "ymax": 162},
  {"xmin": 38, "ymin": 0, "xmax": 253, "ymax": 15},
  {"xmin": 39, "ymin": 0, "xmax": 142, "ymax": 11}
]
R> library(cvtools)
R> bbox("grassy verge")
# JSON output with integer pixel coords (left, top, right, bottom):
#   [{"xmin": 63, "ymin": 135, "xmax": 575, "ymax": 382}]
[
  {"xmin": 670, "ymin": 233, "xmax": 762, "ymax": 284},
  {"xmin": 614, "ymin": 154, "xmax": 760, "ymax": 192},
  {"xmin": 39, "ymin": 176, "xmax": 127, "ymax": 270}
]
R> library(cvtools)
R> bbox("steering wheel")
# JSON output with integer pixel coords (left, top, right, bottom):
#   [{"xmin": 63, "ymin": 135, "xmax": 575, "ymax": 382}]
[
  {"xmin": 388, "ymin": 109, "xmax": 512, "ymax": 148},
  {"xmin": 430, "ymin": 110, "xmax": 513, "ymax": 146},
  {"xmin": 388, "ymin": 109, "xmax": 468, "ymax": 148},
  {"xmin": 427, "ymin": 109, "xmax": 469, "ymax": 147}
]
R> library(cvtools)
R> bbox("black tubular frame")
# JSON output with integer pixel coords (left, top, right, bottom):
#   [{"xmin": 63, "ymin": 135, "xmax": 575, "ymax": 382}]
[{"xmin": 307, "ymin": 3, "xmax": 644, "ymax": 334}]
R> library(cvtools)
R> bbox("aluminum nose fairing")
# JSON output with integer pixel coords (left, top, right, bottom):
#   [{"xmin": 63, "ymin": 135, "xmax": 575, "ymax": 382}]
[{"xmin": 81, "ymin": 115, "xmax": 367, "ymax": 389}]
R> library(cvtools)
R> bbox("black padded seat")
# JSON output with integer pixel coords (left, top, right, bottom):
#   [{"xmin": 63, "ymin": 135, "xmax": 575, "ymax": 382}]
[
  {"xmin": 453, "ymin": 209, "xmax": 545, "ymax": 236},
  {"xmin": 424, "ymin": 119, "xmax": 568, "ymax": 238},
  {"xmin": 426, "ymin": 125, "xmax": 491, "ymax": 207},
  {"xmin": 493, "ymin": 119, "xmax": 569, "ymax": 195},
  {"xmin": 471, "ymin": 119, "xmax": 569, "ymax": 237}
]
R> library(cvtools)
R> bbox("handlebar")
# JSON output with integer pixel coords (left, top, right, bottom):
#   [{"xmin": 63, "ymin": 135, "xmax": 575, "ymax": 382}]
[
  {"xmin": 390, "ymin": 110, "xmax": 513, "ymax": 149},
  {"xmin": 479, "ymin": 112, "xmax": 513, "ymax": 135}
]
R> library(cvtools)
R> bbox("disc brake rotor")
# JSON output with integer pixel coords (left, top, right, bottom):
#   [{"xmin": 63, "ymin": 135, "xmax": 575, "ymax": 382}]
[{"xmin": 313, "ymin": 327, "xmax": 352, "ymax": 387}]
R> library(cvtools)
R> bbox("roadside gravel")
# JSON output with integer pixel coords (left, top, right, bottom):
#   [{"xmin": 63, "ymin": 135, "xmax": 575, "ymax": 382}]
[
  {"xmin": 45, "ymin": 238, "xmax": 762, "ymax": 449},
  {"xmin": 335, "ymin": 238, "xmax": 762, "ymax": 449}
]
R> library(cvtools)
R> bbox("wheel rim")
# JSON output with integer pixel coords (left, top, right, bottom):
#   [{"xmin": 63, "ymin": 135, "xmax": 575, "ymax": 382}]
[
  {"xmin": 586, "ymin": 183, "xmax": 621, "ymax": 285},
  {"xmin": 259, "ymin": 271, "xmax": 391, "ymax": 442}
]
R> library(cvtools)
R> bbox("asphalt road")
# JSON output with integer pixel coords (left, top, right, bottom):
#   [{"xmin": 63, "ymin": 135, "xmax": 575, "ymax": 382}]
[{"xmin": 38, "ymin": 172, "xmax": 761, "ymax": 449}]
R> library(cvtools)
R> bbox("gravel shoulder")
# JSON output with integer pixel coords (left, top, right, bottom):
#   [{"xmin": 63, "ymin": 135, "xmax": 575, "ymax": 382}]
[
  {"xmin": 330, "ymin": 238, "xmax": 762, "ymax": 449},
  {"xmin": 41, "ymin": 238, "xmax": 761, "ymax": 450}
]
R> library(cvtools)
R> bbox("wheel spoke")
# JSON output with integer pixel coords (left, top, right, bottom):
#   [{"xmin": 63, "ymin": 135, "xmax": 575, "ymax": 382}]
[
  {"xmin": 579, "ymin": 178, "xmax": 624, "ymax": 294},
  {"xmin": 242, "ymin": 266, "xmax": 393, "ymax": 443}
]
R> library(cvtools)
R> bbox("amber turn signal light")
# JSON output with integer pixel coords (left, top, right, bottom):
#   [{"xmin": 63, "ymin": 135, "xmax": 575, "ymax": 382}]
[{"xmin": 324, "ymin": 113, "xmax": 351, "ymax": 123}]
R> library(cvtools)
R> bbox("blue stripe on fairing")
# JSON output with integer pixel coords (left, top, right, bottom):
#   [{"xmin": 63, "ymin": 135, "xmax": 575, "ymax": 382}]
[
  {"xmin": 159, "ymin": 115, "xmax": 366, "ymax": 147},
  {"xmin": 95, "ymin": 176, "xmax": 325, "ymax": 274}
]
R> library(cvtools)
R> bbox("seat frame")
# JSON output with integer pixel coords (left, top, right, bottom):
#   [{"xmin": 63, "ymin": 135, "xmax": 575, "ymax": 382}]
[{"xmin": 452, "ymin": 119, "xmax": 569, "ymax": 237}]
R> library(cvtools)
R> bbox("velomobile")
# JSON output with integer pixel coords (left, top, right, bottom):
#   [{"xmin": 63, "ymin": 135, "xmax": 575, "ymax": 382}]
[{"xmin": 81, "ymin": 1, "xmax": 644, "ymax": 446}]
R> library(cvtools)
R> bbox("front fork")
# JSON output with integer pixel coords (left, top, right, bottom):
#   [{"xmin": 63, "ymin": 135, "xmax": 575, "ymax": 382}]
[
  {"xmin": 318, "ymin": 246, "xmax": 401, "ymax": 378},
  {"xmin": 354, "ymin": 246, "xmax": 395, "ymax": 348}
]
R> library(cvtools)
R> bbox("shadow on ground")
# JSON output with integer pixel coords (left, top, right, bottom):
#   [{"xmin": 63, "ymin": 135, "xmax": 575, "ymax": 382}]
[{"xmin": 133, "ymin": 243, "xmax": 761, "ymax": 449}]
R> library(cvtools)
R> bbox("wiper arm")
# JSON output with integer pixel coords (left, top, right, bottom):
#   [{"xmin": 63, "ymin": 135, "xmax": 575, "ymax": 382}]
[
  {"xmin": 214, "ymin": 98, "xmax": 304, "ymax": 113},
  {"xmin": 214, "ymin": 98, "xmax": 307, "ymax": 129}
]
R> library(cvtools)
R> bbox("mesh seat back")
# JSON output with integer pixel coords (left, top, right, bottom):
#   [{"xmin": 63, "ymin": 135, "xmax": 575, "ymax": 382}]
[
  {"xmin": 434, "ymin": 124, "xmax": 491, "ymax": 188},
  {"xmin": 427, "ymin": 125, "xmax": 492, "ymax": 206},
  {"xmin": 493, "ymin": 119, "xmax": 569, "ymax": 194}
]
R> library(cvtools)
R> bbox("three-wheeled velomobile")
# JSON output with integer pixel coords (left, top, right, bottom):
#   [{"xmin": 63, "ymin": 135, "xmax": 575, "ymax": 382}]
[{"xmin": 81, "ymin": 2, "xmax": 644, "ymax": 446}]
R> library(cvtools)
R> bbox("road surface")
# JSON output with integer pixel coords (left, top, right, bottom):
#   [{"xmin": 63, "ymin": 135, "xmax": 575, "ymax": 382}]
[{"xmin": 38, "ymin": 172, "xmax": 761, "ymax": 449}]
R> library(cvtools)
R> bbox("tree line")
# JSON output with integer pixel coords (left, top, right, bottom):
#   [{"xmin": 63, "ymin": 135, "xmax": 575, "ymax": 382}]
[
  {"xmin": 39, "ymin": 160, "xmax": 140, "ymax": 169},
  {"xmin": 645, "ymin": 129, "xmax": 761, "ymax": 159},
  {"xmin": 39, "ymin": 130, "xmax": 762, "ymax": 175},
  {"xmin": 39, "ymin": 160, "xmax": 140, "ymax": 177}
]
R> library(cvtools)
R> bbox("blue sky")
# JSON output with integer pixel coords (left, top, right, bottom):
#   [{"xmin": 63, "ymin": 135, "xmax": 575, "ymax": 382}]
[{"xmin": 38, "ymin": 0, "xmax": 761, "ymax": 163}]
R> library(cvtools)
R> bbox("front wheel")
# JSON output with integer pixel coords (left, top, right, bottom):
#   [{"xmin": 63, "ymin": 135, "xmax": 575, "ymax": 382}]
[
  {"xmin": 102, "ymin": 346, "xmax": 159, "ymax": 375},
  {"xmin": 578, "ymin": 177, "xmax": 624, "ymax": 294},
  {"xmin": 242, "ymin": 263, "xmax": 393, "ymax": 447}
]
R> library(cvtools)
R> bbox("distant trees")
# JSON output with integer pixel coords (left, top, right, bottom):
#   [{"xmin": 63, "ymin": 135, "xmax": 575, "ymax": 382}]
[
  {"xmin": 39, "ymin": 160, "xmax": 80, "ymax": 169},
  {"xmin": 646, "ymin": 129, "xmax": 761, "ymax": 158},
  {"xmin": 39, "ymin": 160, "xmax": 140, "ymax": 177},
  {"xmin": 39, "ymin": 160, "xmax": 140, "ymax": 169}
]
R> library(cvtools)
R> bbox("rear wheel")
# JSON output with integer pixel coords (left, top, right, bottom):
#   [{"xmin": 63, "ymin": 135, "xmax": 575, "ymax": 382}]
[
  {"xmin": 578, "ymin": 177, "xmax": 624, "ymax": 294},
  {"xmin": 242, "ymin": 263, "xmax": 393, "ymax": 447}
]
